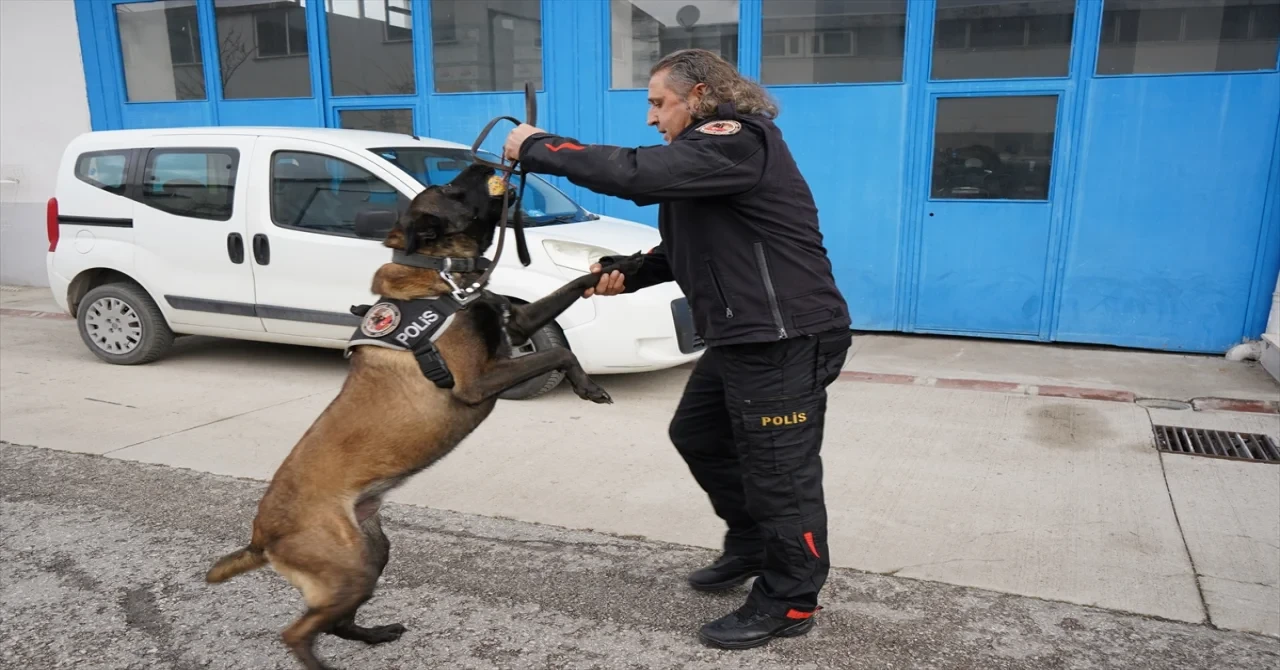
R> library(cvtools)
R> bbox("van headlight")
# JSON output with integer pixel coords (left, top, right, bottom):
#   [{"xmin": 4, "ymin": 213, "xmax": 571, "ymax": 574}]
[{"xmin": 542, "ymin": 240, "xmax": 617, "ymax": 272}]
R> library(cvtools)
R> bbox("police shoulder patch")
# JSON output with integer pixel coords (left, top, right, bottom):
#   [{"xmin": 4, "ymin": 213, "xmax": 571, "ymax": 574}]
[
  {"xmin": 698, "ymin": 120, "xmax": 742, "ymax": 136},
  {"xmin": 361, "ymin": 302, "xmax": 401, "ymax": 337}
]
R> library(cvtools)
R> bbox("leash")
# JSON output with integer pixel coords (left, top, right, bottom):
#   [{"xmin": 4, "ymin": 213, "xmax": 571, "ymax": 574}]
[{"xmin": 435, "ymin": 81, "xmax": 538, "ymax": 303}]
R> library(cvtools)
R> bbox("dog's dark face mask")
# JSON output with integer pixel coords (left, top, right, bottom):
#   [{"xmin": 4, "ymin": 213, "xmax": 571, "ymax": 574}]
[{"xmin": 396, "ymin": 163, "xmax": 511, "ymax": 255}]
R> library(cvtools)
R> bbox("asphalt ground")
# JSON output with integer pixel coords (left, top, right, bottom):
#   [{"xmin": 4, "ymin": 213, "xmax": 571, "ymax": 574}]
[{"xmin": 3, "ymin": 442, "xmax": 1277, "ymax": 670}]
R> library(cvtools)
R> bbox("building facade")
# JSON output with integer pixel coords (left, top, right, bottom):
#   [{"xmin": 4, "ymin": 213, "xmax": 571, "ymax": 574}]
[{"xmin": 2, "ymin": 0, "xmax": 1278, "ymax": 354}]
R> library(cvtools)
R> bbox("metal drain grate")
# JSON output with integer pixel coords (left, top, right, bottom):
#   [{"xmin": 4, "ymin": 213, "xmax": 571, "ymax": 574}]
[{"xmin": 1153, "ymin": 425, "xmax": 1280, "ymax": 464}]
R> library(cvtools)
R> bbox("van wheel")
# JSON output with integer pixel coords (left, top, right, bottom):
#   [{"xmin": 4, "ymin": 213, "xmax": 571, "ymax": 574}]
[
  {"xmin": 499, "ymin": 321, "xmax": 567, "ymax": 400},
  {"xmin": 77, "ymin": 282, "xmax": 174, "ymax": 365}
]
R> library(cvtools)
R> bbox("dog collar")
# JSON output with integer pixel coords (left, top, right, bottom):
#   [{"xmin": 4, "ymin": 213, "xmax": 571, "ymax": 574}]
[{"xmin": 391, "ymin": 251, "xmax": 492, "ymax": 274}]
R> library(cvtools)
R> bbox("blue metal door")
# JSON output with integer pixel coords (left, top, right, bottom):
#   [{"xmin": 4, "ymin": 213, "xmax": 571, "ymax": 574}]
[
  {"xmin": 911, "ymin": 92, "xmax": 1064, "ymax": 337},
  {"xmin": 904, "ymin": 0, "xmax": 1081, "ymax": 340}
]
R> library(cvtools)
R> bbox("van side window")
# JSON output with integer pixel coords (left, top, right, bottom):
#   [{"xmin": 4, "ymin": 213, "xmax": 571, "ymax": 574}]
[
  {"xmin": 74, "ymin": 152, "xmax": 130, "ymax": 196},
  {"xmin": 270, "ymin": 151, "xmax": 407, "ymax": 238},
  {"xmin": 140, "ymin": 149, "xmax": 238, "ymax": 221}
]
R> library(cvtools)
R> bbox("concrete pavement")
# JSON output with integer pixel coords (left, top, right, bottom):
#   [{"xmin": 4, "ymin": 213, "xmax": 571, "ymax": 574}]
[
  {"xmin": 2, "ymin": 286, "xmax": 1278, "ymax": 644},
  {"xmin": 5, "ymin": 444, "xmax": 1279, "ymax": 670}
]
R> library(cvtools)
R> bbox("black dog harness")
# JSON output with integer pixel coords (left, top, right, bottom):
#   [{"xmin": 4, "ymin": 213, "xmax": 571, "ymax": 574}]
[{"xmin": 344, "ymin": 83, "xmax": 538, "ymax": 389}]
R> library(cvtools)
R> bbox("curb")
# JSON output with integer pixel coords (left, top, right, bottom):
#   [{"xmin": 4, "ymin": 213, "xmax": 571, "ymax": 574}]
[{"xmin": 837, "ymin": 370, "xmax": 1278, "ymax": 414}]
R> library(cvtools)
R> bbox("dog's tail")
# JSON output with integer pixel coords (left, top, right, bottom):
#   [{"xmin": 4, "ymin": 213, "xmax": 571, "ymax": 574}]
[{"xmin": 205, "ymin": 546, "xmax": 267, "ymax": 583}]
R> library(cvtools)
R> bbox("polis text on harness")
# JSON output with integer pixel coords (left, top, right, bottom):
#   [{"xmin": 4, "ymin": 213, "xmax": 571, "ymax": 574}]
[{"xmin": 344, "ymin": 82, "xmax": 538, "ymax": 388}]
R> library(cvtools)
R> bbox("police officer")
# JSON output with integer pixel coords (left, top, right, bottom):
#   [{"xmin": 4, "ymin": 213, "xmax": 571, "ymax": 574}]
[{"xmin": 504, "ymin": 48, "xmax": 851, "ymax": 649}]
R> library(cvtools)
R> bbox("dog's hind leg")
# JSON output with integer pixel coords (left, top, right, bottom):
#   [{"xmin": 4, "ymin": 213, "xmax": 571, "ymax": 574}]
[
  {"xmin": 272, "ymin": 533, "xmax": 379, "ymax": 670},
  {"xmin": 330, "ymin": 511, "xmax": 406, "ymax": 645}
]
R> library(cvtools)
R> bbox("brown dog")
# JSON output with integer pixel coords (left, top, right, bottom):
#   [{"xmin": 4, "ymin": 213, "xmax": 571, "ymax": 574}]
[{"xmin": 204, "ymin": 163, "xmax": 641, "ymax": 670}]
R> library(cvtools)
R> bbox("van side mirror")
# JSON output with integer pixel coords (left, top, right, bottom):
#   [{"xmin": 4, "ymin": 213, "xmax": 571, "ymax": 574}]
[{"xmin": 354, "ymin": 209, "xmax": 398, "ymax": 240}]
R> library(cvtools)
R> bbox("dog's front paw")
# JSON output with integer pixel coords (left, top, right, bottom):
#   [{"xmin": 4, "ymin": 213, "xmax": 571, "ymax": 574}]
[
  {"xmin": 575, "ymin": 383, "xmax": 613, "ymax": 404},
  {"xmin": 598, "ymin": 252, "xmax": 644, "ymax": 277}
]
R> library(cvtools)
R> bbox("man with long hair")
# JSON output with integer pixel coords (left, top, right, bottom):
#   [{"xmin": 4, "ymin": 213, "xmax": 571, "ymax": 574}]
[{"xmin": 504, "ymin": 48, "xmax": 851, "ymax": 650}]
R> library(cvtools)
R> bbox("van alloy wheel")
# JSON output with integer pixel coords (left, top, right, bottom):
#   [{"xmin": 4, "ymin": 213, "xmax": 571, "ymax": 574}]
[
  {"xmin": 84, "ymin": 297, "xmax": 143, "ymax": 354},
  {"xmin": 76, "ymin": 282, "xmax": 175, "ymax": 365}
]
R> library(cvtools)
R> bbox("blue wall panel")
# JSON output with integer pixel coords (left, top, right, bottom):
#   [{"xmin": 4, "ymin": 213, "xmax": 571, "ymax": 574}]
[
  {"xmin": 218, "ymin": 99, "xmax": 325, "ymax": 128},
  {"xmin": 119, "ymin": 103, "xmax": 215, "ymax": 129},
  {"xmin": 598, "ymin": 90, "xmax": 663, "ymax": 226},
  {"xmin": 772, "ymin": 86, "xmax": 908, "ymax": 331},
  {"xmin": 1056, "ymin": 73, "xmax": 1280, "ymax": 353}
]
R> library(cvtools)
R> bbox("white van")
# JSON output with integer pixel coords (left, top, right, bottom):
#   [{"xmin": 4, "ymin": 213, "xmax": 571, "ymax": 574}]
[{"xmin": 46, "ymin": 127, "xmax": 703, "ymax": 399}]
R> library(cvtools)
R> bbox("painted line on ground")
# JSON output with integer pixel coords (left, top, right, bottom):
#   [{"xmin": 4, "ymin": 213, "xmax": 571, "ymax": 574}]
[{"xmin": 0, "ymin": 307, "xmax": 73, "ymax": 322}]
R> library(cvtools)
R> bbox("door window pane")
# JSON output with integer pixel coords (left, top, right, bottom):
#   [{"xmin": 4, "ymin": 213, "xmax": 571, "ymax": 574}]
[
  {"xmin": 271, "ymin": 152, "xmax": 407, "ymax": 236},
  {"xmin": 430, "ymin": 0, "xmax": 542, "ymax": 93},
  {"xmin": 327, "ymin": 0, "xmax": 416, "ymax": 96},
  {"xmin": 115, "ymin": 1, "xmax": 207, "ymax": 101},
  {"xmin": 1097, "ymin": 0, "xmax": 1280, "ymax": 75},
  {"xmin": 931, "ymin": 0, "xmax": 1075, "ymax": 80},
  {"xmin": 214, "ymin": 0, "xmax": 311, "ymax": 100},
  {"xmin": 339, "ymin": 108, "xmax": 414, "ymax": 135},
  {"xmin": 931, "ymin": 96, "xmax": 1058, "ymax": 201},
  {"xmin": 140, "ymin": 150, "xmax": 239, "ymax": 221},
  {"xmin": 762, "ymin": 0, "xmax": 906, "ymax": 85},
  {"xmin": 611, "ymin": 0, "xmax": 740, "ymax": 89}
]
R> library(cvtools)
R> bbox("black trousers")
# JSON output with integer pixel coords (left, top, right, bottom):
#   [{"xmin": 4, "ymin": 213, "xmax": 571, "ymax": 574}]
[{"xmin": 669, "ymin": 328, "xmax": 851, "ymax": 617}]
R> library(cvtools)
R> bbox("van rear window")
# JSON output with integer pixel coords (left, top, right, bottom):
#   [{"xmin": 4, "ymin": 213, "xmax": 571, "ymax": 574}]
[{"xmin": 74, "ymin": 152, "xmax": 130, "ymax": 196}]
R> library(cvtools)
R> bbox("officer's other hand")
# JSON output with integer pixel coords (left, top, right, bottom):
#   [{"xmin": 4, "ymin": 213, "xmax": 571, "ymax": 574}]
[
  {"xmin": 503, "ymin": 123, "xmax": 544, "ymax": 162},
  {"xmin": 584, "ymin": 264, "xmax": 625, "ymax": 298}
]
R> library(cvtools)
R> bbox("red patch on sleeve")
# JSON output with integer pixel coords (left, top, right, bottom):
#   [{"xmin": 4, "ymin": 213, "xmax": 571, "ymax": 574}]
[{"xmin": 544, "ymin": 142, "xmax": 586, "ymax": 152}]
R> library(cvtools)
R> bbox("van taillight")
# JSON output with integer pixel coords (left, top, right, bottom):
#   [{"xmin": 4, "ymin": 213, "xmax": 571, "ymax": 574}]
[{"xmin": 46, "ymin": 197, "xmax": 59, "ymax": 251}]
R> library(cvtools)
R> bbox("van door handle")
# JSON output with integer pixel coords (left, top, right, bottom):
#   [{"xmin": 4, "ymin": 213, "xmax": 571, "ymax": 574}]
[
  {"xmin": 252, "ymin": 234, "xmax": 270, "ymax": 265},
  {"xmin": 227, "ymin": 233, "xmax": 244, "ymax": 264}
]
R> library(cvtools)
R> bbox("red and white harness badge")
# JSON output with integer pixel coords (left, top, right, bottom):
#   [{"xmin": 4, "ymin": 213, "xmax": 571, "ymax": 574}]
[
  {"xmin": 697, "ymin": 120, "xmax": 742, "ymax": 136},
  {"xmin": 361, "ymin": 302, "xmax": 401, "ymax": 338}
]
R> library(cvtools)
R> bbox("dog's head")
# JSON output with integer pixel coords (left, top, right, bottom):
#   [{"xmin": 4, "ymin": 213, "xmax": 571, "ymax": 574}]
[{"xmin": 387, "ymin": 163, "xmax": 512, "ymax": 256}]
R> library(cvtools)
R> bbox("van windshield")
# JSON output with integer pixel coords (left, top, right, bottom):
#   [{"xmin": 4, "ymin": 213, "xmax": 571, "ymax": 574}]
[{"xmin": 368, "ymin": 147, "xmax": 598, "ymax": 227}]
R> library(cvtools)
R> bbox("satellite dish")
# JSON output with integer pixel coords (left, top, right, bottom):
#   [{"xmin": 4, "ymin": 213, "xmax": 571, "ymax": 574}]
[{"xmin": 676, "ymin": 5, "xmax": 700, "ymax": 28}]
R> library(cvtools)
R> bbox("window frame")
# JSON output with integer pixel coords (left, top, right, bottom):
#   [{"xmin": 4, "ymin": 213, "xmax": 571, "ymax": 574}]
[
  {"xmin": 926, "ymin": 92, "xmax": 1063, "ymax": 204},
  {"xmin": 1093, "ymin": 0, "xmax": 1280, "ymax": 78},
  {"xmin": 252, "ymin": 5, "xmax": 309, "ymax": 59},
  {"xmin": 268, "ymin": 149, "xmax": 409, "ymax": 240},
  {"xmin": 133, "ymin": 147, "xmax": 241, "ymax": 222},
  {"xmin": 608, "ymin": 0, "xmax": 744, "ymax": 90},
  {"xmin": 384, "ymin": 0, "xmax": 413, "ymax": 43},
  {"xmin": 929, "ymin": 0, "xmax": 1078, "ymax": 82},
  {"xmin": 757, "ymin": 0, "xmax": 909, "ymax": 87}
]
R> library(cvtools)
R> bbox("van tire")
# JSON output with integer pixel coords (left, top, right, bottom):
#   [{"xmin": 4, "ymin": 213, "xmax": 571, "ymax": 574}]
[
  {"xmin": 77, "ymin": 282, "xmax": 174, "ymax": 365},
  {"xmin": 498, "ymin": 321, "xmax": 567, "ymax": 400}
]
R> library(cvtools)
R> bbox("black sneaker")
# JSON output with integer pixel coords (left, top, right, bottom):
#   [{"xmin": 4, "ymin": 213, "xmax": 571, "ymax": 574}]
[
  {"xmin": 687, "ymin": 554, "xmax": 764, "ymax": 592},
  {"xmin": 698, "ymin": 605, "xmax": 817, "ymax": 650}
]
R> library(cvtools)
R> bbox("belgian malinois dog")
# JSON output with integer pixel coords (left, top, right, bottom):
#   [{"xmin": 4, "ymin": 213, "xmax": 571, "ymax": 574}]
[{"xmin": 204, "ymin": 162, "xmax": 641, "ymax": 669}]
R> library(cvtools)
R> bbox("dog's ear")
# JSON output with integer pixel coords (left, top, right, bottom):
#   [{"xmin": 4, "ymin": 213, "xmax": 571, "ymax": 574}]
[{"xmin": 400, "ymin": 212, "xmax": 448, "ymax": 254}]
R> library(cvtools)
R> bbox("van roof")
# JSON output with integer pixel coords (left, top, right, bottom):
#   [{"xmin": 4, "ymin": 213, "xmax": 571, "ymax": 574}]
[{"xmin": 70, "ymin": 126, "xmax": 474, "ymax": 152}]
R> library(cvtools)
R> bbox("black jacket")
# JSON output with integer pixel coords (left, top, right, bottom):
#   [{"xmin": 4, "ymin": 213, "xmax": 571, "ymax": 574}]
[{"xmin": 518, "ymin": 103, "xmax": 850, "ymax": 347}]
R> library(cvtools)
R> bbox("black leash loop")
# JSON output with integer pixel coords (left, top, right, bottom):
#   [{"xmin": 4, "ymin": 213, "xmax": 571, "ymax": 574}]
[{"xmin": 463, "ymin": 81, "xmax": 537, "ymax": 296}]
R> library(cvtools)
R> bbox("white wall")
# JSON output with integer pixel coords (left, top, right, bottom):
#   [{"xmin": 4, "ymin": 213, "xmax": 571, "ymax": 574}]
[{"xmin": 0, "ymin": 0, "xmax": 92, "ymax": 287}]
